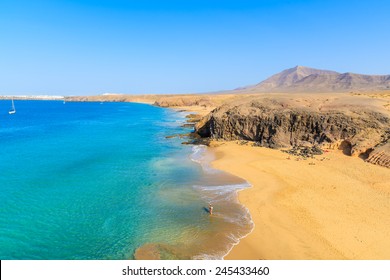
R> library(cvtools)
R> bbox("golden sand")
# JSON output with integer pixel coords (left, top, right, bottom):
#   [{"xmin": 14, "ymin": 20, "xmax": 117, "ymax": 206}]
[
  {"xmin": 171, "ymin": 105, "xmax": 214, "ymax": 117},
  {"xmin": 209, "ymin": 141, "xmax": 390, "ymax": 260}
]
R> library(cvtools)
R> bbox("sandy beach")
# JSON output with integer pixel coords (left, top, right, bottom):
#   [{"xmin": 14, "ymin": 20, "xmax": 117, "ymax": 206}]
[{"xmin": 209, "ymin": 141, "xmax": 390, "ymax": 260}]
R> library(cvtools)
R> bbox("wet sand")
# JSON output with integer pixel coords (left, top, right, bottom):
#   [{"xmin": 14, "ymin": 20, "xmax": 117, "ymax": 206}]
[{"xmin": 210, "ymin": 141, "xmax": 390, "ymax": 259}]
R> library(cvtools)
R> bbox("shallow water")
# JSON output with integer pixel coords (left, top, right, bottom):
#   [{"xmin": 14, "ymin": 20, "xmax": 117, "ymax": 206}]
[{"xmin": 0, "ymin": 100, "xmax": 252, "ymax": 259}]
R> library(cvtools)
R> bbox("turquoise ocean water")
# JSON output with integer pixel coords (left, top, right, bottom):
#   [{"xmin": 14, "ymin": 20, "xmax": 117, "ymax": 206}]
[{"xmin": 0, "ymin": 100, "xmax": 252, "ymax": 260}]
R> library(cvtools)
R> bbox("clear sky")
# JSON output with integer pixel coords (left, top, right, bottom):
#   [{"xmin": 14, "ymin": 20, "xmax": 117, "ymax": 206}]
[{"xmin": 1, "ymin": 0, "xmax": 389, "ymax": 95}]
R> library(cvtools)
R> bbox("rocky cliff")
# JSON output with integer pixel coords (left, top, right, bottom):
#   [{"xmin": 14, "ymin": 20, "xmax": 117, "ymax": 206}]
[{"xmin": 195, "ymin": 95, "xmax": 390, "ymax": 167}]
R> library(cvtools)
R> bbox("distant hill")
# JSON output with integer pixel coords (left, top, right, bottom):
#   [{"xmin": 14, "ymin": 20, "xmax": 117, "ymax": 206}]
[{"xmin": 238, "ymin": 66, "xmax": 390, "ymax": 92}]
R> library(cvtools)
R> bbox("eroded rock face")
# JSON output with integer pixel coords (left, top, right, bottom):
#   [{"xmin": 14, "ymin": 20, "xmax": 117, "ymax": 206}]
[
  {"xmin": 365, "ymin": 143, "xmax": 390, "ymax": 168},
  {"xmin": 195, "ymin": 98, "xmax": 390, "ymax": 167}
]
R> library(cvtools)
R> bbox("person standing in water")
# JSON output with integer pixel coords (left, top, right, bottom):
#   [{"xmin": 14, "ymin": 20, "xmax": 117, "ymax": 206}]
[{"xmin": 208, "ymin": 203, "xmax": 213, "ymax": 215}]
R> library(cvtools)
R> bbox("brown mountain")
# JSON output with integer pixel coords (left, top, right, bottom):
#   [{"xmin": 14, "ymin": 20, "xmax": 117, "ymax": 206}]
[{"xmin": 239, "ymin": 66, "xmax": 390, "ymax": 92}]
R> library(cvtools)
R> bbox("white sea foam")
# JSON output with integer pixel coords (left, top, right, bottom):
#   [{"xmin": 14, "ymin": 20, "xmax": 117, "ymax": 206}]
[
  {"xmin": 189, "ymin": 145, "xmax": 207, "ymax": 163},
  {"xmin": 194, "ymin": 182, "xmax": 250, "ymax": 193},
  {"xmin": 192, "ymin": 183, "xmax": 251, "ymax": 205},
  {"xmin": 222, "ymin": 220, "xmax": 255, "ymax": 260},
  {"xmin": 193, "ymin": 182, "xmax": 250, "ymax": 203},
  {"xmin": 193, "ymin": 253, "xmax": 224, "ymax": 260},
  {"xmin": 192, "ymin": 226, "xmax": 255, "ymax": 260},
  {"xmin": 190, "ymin": 145, "xmax": 219, "ymax": 174}
]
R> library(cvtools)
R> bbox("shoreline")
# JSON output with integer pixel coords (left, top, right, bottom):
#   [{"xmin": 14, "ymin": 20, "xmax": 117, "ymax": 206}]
[
  {"xmin": 135, "ymin": 106, "xmax": 254, "ymax": 260},
  {"xmin": 210, "ymin": 141, "xmax": 390, "ymax": 259},
  {"xmin": 188, "ymin": 144, "xmax": 255, "ymax": 260},
  {"xmin": 169, "ymin": 107, "xmax": 258, "ymax": 260}
]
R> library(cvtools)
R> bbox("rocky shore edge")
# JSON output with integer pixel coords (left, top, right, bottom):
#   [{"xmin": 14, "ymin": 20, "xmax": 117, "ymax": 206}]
[{"xmin": 193, "ymin": 97, "xmax": 390, "ymax": 168}]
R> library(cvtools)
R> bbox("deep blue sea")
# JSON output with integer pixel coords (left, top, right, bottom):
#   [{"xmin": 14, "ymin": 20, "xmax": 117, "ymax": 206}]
[{"xmin": 0, "ymin": 100, "xmax": 252, "ymax": 260}]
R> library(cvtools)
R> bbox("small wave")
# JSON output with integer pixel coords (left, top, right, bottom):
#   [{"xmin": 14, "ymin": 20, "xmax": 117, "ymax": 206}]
[
  {"xmin": 193, "ymin": 183, "xmax": 251, "ymax": 204},
  {"xmin": 192, "ymin": 231, "xmax": 252, "ymax": 260},
  {"xmin": 222, "ymin": 220, "xmax": 256, "ymax": 260},
  {"xmin": 190, "ymin": 145, "xmax": 219, "ymax": 174},
  {"xmin": 194, "ymin": 182, "xmax": 250, "ymax": 194},
  {"xmin": 190, "ymin": 145, "xmax": 207, "ymax": 162},
  {"xmin": 193, "ymin": 253, "xmax": 224, "ymax": 260}
]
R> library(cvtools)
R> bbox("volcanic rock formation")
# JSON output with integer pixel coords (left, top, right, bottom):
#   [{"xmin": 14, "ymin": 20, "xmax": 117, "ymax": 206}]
[{"xmin": 195, "ymin": 96, "xmax": 390, "ymax": 167}]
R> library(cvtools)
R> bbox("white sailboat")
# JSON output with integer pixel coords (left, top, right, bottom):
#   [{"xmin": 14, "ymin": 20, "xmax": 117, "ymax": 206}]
[{"xmin": 9, "ymin": 98, "xmax": 16, "ymax": 114}]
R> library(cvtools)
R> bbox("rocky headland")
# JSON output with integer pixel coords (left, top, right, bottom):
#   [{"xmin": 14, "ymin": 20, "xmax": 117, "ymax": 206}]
[{"xmin": 195, "ymin": 93, "xmax": 390, "ymax": 168}]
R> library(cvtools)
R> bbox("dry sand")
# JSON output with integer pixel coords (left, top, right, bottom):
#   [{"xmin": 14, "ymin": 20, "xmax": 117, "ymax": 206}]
[
  {"xmin": 209, "ymin": 141, "xmax": 390, "ymax": 260},
  {"xmin": 171, "ymin": 105, "xmax": 214, "ymax": 117}
]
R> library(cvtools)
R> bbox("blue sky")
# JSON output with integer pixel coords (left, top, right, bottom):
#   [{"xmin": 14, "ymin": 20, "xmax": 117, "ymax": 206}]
[{"xmin": 1, "ymin": 0, "xmax": 389, "ymax": 95}]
